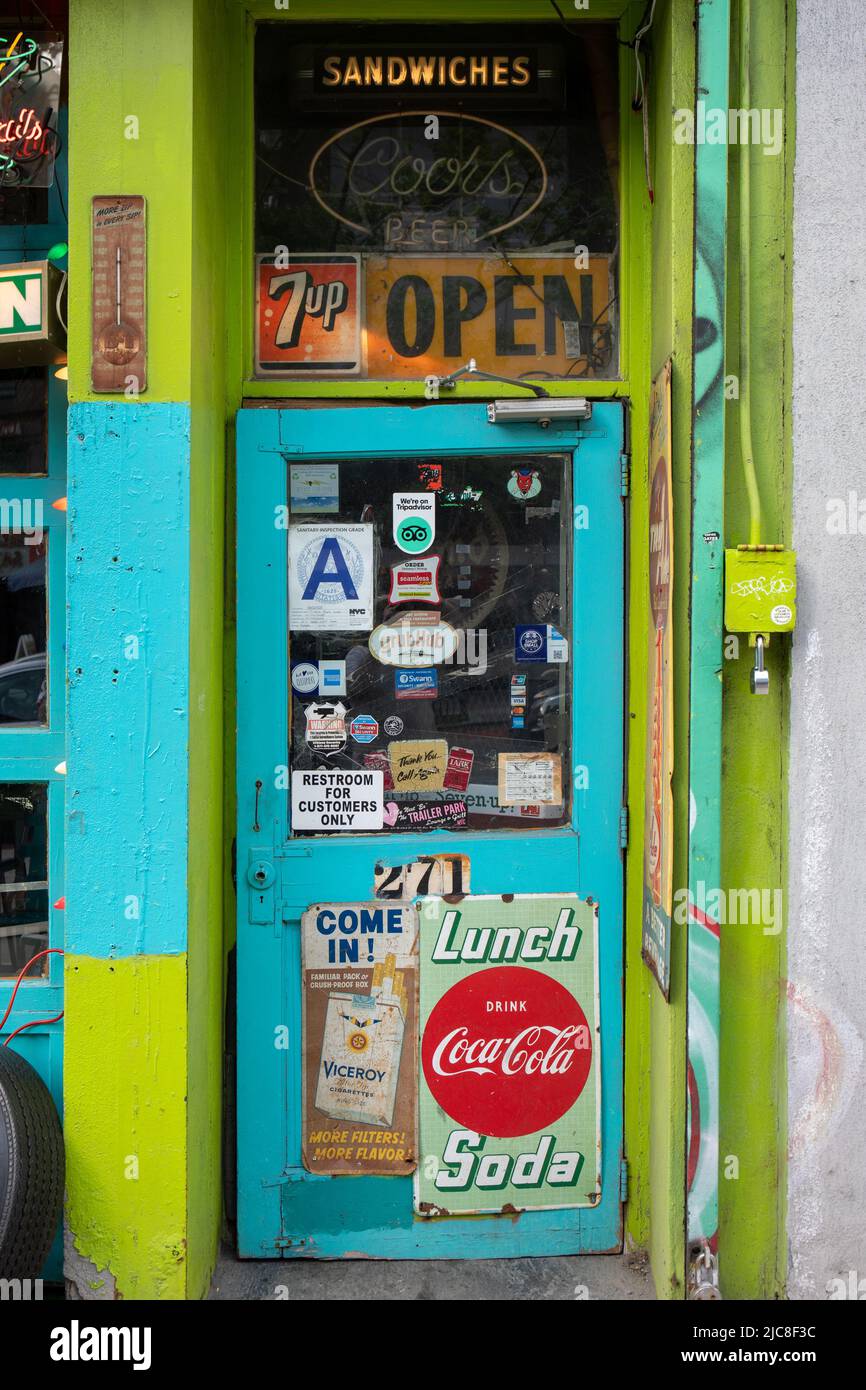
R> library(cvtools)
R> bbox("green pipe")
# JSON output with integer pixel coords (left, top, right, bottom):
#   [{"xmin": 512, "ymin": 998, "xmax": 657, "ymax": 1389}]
[{"xmin": 738, "ymin": 0, "xmax": 763, "ymax": 547}]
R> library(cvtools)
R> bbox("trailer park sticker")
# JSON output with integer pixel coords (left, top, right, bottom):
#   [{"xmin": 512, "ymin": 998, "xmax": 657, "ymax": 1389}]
[
  {"xmin": 415, "ymin": 894, "xmax": 600, "ymax": 1214},
  {"xmin": 302, "ymin": 901, "xmax": 418, "ymax": 1175}
]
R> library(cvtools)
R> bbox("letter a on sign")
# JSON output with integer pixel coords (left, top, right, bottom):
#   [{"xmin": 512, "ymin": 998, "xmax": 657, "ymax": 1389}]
[
  {"xmin": 302, "ymin": 538, "xmax": 357, "ymax": 600},
  {"xmin": 289, "ymin": 523, "xmax": 374, "ymax": 631}
]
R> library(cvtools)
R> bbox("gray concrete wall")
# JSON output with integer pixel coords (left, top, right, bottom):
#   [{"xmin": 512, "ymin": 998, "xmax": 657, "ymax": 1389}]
[{"xmin": 788, "ymin": 0, "xmax": 866, "ymax": 1301}]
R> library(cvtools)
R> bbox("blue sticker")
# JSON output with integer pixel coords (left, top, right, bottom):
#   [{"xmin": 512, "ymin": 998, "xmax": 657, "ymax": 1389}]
[
  {"xmin": 511, "ymin": 715, "xmax": 525, "ymax": 729},
  {"xmin": 514, "ymin": 625, "xmax": 569, "ymax": 663},
  {"xmin": 394, "ymin": 668, "xmax": 438, "ymax": 700},
  {"xmin": 349, "ymin": 714, "xmax": 379, "ymax": 744},
  {"xmin": 515, "ymin": 625, "xmax": 548, "ymax": 662},
  {"xmin": 318, "ymin": 659, "xmax": 346, "ymax": 695}
]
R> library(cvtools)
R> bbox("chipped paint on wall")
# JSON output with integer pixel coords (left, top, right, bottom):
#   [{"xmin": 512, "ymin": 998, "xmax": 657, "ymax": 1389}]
[
  {"xmin": 63, "ymin": 953, "xmax": 189, "ymax": 1300},
  {"xmin": 66, "ymin": 402, "xmax": 191, "ymax": 959}
]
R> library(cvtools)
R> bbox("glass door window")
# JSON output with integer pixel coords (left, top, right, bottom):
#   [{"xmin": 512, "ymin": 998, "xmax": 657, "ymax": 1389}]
[{"xmin": 288, "ymin": 451, "xmax": 572, "ymax": 834}]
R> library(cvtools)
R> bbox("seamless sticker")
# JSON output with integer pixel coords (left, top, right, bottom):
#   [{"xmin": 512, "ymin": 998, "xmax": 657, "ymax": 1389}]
[
  {"xmin": 388, "ymin": 556, "xmax": 441, "ymax": 606},
  {"xmin": 393, "ymin": 493, "xmax": 435, "ymax": 555}
]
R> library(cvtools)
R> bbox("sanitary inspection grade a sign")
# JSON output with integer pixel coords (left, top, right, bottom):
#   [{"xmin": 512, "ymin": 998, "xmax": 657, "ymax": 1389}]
[{"xmin": 289, "ymin": 523, "xmax": 374, "ymax": 631}]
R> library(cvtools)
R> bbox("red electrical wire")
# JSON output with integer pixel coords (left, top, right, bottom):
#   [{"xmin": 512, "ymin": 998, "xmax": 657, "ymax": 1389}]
[
  {"xmin": 0, "ymin": 947, "xmax": 64, "ymax": 1042},
  {"xmin": 4, "ymin": 1011, "xmax": 64, "ymax": 1046}
]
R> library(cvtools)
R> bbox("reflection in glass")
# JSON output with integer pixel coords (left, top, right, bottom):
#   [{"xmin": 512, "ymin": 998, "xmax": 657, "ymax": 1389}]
[
  {"xmin": 0, "ymin": 782, "xmax": 48, "ymax": 978},
  {"xmin": 0, "ymin": 368, "xmax": 48, "ymax": 475},
  {"xmin": 0, "ymin": 534, "xmax": 47, "ymax": 724}
]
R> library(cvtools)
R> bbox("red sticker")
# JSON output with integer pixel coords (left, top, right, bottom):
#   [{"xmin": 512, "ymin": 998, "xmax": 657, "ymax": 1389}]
[
  {"xmin": 443, "ymin": 746, "xmax": 474, "ymax": 792},
  {"xmin": 363, "ymin": 750, "xmax": 394, "ymax": 791},
  {"xmin": 421, "ymin": 966, "xmax": 592, "ymax": 1139}
]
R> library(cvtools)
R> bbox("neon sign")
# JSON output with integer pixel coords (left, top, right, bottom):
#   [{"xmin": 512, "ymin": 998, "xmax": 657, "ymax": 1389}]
[
  {"xmin": 309, "ymin": 112, "xmax": 548, "ymax": 243},
  {"xmin": 0, "ymin": 34, "xmax": 63, "ymax": 188}
]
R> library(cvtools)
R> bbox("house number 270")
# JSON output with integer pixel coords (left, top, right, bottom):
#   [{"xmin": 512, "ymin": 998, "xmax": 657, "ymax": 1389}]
[{"xmin": 267, "ymin": 271, "xmax": 349, "ymax": 347}]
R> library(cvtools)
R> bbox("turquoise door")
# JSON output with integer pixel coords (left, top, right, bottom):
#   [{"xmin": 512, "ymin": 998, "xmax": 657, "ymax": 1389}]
[{"xmin": 236, "ymin": 400, "xmax": 625, "ymax": 1258}]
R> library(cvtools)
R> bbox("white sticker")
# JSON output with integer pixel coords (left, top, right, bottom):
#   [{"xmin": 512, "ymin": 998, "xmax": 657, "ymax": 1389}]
[
  {"xmin": 547, "ymin": 627, "xmax": 569, "ymax": 662},
  {"xmin": 393, "ymin": 493, "xmax": 435, "ymax": 554},
  {"xmin": 498, "ymin": 753, "xmax": 563, "ymax": 806},
  {"xmin": 770, "ymin": 604, "xmax": 792, "ymax": 626},
  {"xmin": 291, "ymin": 661, "xmax": 319, "ymax": 695},
  {"xmin": 290, "ymin": 463, "xmax": 339, "ymax": 514},
  {"xmin": 291, "ymin": 770, "xmax": 384, "ymax": 831},
  {"xmin": 289, "ymin": 524, "xmax": 374, "ymax": 631},
  {"xmin": 304, "ymin": 700, "xmax": 348, "ymax": 756},
  {"xmin": 388, "ymin": 556, "xmax": 441, "ymax": 606}
]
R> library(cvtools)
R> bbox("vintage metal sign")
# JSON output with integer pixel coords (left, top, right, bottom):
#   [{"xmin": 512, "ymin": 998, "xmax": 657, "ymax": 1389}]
[
  {"xmin": 91, "ymin": 196, "xmax": 147, "ymax": 393},
  {"xmin": 642, "ymin": 359, "xmax": 674, "ymax": 998},
  {"xmin": 416, "ymin": 894, "xmax": 600, "ymax": 1214},
  {"xmin": 302, "ymin": 901, "xmax": 418, "ymax": 1175},
  {"xmin": 256, "ymin": 253, "xmax": 361, "ymax": 377},
  {"xmin": 365, "ymin": 253, "xmax": 612, "ymax": 379}
]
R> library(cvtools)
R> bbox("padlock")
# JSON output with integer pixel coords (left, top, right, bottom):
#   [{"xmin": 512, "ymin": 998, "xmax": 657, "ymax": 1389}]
[{"xmin": 750, "ymin": 634, "xmax": 769, "ymax": 695}]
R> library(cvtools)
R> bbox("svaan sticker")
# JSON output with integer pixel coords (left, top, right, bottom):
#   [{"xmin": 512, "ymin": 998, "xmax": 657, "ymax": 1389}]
[{"xmin": 255, "ymin": 254, "xmax": 362, "ymax": 376}]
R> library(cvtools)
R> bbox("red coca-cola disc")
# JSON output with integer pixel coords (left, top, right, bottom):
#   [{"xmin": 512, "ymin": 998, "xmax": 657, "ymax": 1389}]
[{"xmin": 421, "ymin": 966, "xmax": 593, "ymax": 1139}]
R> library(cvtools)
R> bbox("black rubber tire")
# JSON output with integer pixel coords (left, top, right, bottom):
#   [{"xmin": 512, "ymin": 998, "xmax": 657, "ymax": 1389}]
[{"xmin": 0, "ymin": 1045, "xmax": 64, "ymax": 1279}]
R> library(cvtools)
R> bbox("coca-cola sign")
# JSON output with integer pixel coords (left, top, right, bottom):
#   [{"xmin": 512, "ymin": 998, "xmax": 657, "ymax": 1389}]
[
  {"xmin": 416, "ymin": 894, "xmax": 601, "ymax": 1215},
  {"xmin": 422, "ymin": 966, "xmax": 592, "ymax": 1138}
]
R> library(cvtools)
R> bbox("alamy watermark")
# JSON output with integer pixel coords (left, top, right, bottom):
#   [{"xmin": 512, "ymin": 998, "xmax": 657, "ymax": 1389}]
[
  {"xmin": 673, "ymin": 102, "xmax": 783, "ymax": 157},
  {"xmin": 0, "ymin": 496, "xmax": 43, "ymax": 544}
]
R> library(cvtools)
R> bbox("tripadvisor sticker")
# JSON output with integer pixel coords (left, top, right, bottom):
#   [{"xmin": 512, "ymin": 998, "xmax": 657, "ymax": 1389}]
[{"xmin": 393, "ymin": 493, "xmax": 435, "ymax": 555}]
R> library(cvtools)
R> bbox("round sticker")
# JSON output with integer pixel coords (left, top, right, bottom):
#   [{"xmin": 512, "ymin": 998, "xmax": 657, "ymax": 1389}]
[
  {"xmin": 771, "ymin": 604, "xmax": 792, "ymax": 626},
  {"xmin": 383, "ymin": 715, "xmax": 404, "ymax": 737},
  {"xmin": 421, "ymin": 965, "xmax": 593, "ymax": 1139},
  {"xmin": 349, "ymin": 715, "xmax": 379, "ymax": 745},
  {"xmin": 395, "ymin": 515, "xmax": 433, "ymax": 554},
  {"xmin": 291, "ymin": 661, "xmax": 319, "ymax": 695},
  {"xmin": 518, "ymin": 628, "xmax": 544, "ymax": 658}
]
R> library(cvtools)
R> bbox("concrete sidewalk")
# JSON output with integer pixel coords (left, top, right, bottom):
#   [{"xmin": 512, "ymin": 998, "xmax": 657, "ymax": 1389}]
[{"xmin": 209, "ymin": 1249, "xmax": 654, "ymax": 1301}]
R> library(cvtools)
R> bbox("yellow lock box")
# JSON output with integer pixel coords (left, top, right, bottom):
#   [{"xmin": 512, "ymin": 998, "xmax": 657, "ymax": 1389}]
[{"xmin": 724, "ymin": 547, "xmax": 797, "ymax": 635}]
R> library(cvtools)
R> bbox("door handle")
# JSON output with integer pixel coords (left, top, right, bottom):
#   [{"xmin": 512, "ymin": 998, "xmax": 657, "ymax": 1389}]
[{"xmin": 247, "ymin": 856, "xmax": 275, "ymax": 924}]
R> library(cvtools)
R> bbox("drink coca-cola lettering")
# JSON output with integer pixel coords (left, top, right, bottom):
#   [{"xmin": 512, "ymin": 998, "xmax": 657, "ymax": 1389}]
[
  {"xmin": 421, "ymin": 965, "xmax": 592, "ymax": 1139},
  {"xmin": 431, "ymin": 1023, "xmax": 584, "ymax": 1078}
]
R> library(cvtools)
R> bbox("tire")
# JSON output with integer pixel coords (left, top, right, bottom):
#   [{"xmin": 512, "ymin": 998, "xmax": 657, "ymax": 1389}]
[{"xmin": 0, "ymin": 1045, "xmax": 64, "ymax": 1279}]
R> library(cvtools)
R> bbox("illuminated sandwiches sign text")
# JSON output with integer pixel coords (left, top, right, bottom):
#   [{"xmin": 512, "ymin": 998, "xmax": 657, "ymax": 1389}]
[{"xmin": 316, "ymin": 48, "xmax": 537, "ymax": 95}]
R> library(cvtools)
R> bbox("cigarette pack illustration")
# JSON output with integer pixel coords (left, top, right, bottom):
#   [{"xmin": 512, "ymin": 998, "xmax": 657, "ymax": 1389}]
[{"xmin": 315, "ymin": 955, "xmax": 408, "ymax": 1126}]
